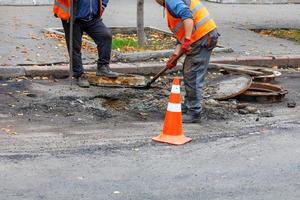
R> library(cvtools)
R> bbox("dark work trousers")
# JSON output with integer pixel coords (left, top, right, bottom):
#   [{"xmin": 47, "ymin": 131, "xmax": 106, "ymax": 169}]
[
  {"xmin": 183, "ymin": 29, "xmax": 219, "ymax": 115},
  {"xmin": 62, "ymin": 17, "xmax": 112, "ymax": 77}
]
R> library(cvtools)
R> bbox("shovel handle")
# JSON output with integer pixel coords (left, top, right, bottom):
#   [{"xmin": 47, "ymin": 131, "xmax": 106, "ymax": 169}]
[
  {"xmin": 146, "ymin": 52, "xmax": 184, "ymax": 87},
  {"xmin": 146, "ymin": 66, "xmax": 168, "ymax": 87}
]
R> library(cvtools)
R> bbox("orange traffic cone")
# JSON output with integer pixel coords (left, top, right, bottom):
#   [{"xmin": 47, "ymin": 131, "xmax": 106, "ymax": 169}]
[{"xmin": 152, "ymin": 77, "xmax": 192, "ymax": 145}]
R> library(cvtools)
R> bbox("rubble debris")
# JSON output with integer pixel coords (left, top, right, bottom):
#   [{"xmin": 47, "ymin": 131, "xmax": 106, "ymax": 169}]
[
  {"xmin": 228, "ymin": 99, "xmax": 238, "ymax": 105},
  {"xmin": 245, "ymin": 106, "xmax": 258, "ymax": 114},
  {"xmin": 287, "ymin": 100, "xmax": 296, "ymax": 108},
  {"xmin": 239, "ymin": 82, "xmax": 288, "ymax": 103},
  {"xmin": 201, "ymin": 107, "xmax": 236, "ymax": 120},
  {"xmin": 26, "ymin": 93, "xmax": 37, "ymax": 98},
  {"xmin": 238, "ymin": 109, "xmax": 249, "ymax": 115},
  {"xmin": 17, "ymin": 99, "xmax": 112, "ymax": 121},
  {"xmin": 236, "ymin": 103, "xmax": 249, "ymax": 109},
  {"xmin": 205, "ymin": 99, "xmax": 220, "ymax": 106},
  {"xmin": 102, "ymin": 99, "xmax": 129, "ymax": 111},
  {"xmin": 259, "ymin": 111, "xmax": 274, "ymax": 118},
  {"xmin": 0, "ymin": 71, "xmax": 289, "ymax": 125},
  {"xmin": 206, "ymin": 74, "xmax": 252, "ymax": 100}
]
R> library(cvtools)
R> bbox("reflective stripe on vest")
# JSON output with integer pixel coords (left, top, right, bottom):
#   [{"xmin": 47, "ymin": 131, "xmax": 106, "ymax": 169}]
[
  {"xmin": 171, "ymin": 22, "xmax": 183, "ymax": 36},
  {"xmin": 191, "ymin": 2, "xmax": 205, "ymax": 14},
  {"xmin": 193, "ymin": 15, "xmax": 211, "ymax": 32},
  {"xmin": 170, "ymin": 2, "xmax": 209, "ymax": 35},
  {"xmin": 54, "ymin": 0, "xmax": 70, "ymax": 14}
]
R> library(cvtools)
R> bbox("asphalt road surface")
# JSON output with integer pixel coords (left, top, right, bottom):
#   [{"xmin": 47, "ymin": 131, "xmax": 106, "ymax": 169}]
[{"xmin": 0, "ymin": 72, "xmax": 299, "ymax": 199}]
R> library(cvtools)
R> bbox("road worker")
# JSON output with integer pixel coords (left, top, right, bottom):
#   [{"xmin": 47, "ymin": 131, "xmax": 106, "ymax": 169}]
[
  {"xmin": 155, "ymin": 0, "xmax": 219, "ymax": 123},
  {"xmin": 53, "ymin": 0, "xmax": 119, "ymax": 88}
]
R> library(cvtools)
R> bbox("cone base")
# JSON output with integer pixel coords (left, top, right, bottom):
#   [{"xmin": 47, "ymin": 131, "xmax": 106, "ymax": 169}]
[{"xmin": 152, "ymin": 133, "xmax": 192, "ymax": 145}]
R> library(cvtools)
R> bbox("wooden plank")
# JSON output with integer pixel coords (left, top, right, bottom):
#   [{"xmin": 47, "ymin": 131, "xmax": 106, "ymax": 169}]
[{"xmin": 86, "ymin": 73, "xmax": 147, "ymax": 87}]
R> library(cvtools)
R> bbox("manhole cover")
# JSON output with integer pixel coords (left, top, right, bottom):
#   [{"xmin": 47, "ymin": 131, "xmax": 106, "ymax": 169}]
[
  {"xmin": 207, "ymin": 74, "xmax": 252, "ymax": 100},
  {"xmin": 239, "ymin": 82, "xmax": 288, "ymax": 103}
]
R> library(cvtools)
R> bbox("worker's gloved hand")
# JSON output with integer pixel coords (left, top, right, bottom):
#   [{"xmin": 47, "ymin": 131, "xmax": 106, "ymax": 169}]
[
  {"xmin": 166, "ymin": 53, "xmax": 178, "ymax": 69},
  {"xmin": 181, "ymin": 38, "xmax": 192, "ymax": 54},
  {"xmin": 100, "ymin": 6, "xmax": 106, "ymax": 16}
]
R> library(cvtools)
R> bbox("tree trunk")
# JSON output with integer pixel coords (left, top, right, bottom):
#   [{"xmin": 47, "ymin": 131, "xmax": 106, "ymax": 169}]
[{"xmin": 137, "ymin": 0, "xmax": 145, "ymax": 47}]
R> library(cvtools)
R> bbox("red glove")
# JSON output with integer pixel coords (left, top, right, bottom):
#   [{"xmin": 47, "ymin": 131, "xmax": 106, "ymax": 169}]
[
  {"xmin": 181, "ymin": 38, "xmax": 191, "ymax": 53},
  {"xmin": 166, "ymin": 53, "xmax": 178, "ymax": 69}
]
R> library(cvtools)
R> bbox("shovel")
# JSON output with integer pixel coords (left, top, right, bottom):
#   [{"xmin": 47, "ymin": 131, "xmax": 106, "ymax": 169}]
[{"xmin": 136, "ymin": 52, "xmax": 184, "ymax": 89}]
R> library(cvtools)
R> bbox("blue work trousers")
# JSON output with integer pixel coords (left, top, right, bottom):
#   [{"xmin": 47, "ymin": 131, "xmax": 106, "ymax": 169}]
[
  {"xmin": 62, "ymin": 17, "xmax": 112, "ymax": 77},
  {"xmin": 183, "ymin": 29, "xmax": 219, "ymax": 114}
]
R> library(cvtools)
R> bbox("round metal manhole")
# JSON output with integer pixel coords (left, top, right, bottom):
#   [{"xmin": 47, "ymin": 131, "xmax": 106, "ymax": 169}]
[
  {"xmin": 239, "ymin": 82, "xmax": 288, "ymax": 103},
  {"xmin": 206, "ymin": 74, "xmax": 252, "ymax": 100}
]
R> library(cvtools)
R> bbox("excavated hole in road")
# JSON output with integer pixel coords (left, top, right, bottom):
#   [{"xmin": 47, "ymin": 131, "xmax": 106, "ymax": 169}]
[
  {"xmin": 2, "ymin": 68, "xmax": 284, "ymax": 124},
  {"xmin": 102, "ymin": 99, "xmax": 129, "ymax": 110}
]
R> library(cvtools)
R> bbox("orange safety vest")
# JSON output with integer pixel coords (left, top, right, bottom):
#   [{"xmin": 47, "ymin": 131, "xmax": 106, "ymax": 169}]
[
  {"xmin": 166, "ymin": 0, "xmax": 217, "ymax": 44},
  {"xmin": 53, "ymin": 0, "xmax": 103, "ymax": 21}
]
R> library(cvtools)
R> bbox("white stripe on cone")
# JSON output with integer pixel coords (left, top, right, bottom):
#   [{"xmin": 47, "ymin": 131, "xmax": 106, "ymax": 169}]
[
  {"xmin": 171, "ymin": 85, "xmax": 180, "ymax": 94},
  {"xmin": 167, "ymin": 103, "xmax": 182, "ymax": 112}
]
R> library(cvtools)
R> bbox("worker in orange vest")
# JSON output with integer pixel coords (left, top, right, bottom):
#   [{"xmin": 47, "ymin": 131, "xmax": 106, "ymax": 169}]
[
  {"xmin": 53, "ymin": 0, "xmax": 119, "ymax": 88},
  {"xmin": 155, "ymin": 0, "xmax": 219, "ymax": 123}
]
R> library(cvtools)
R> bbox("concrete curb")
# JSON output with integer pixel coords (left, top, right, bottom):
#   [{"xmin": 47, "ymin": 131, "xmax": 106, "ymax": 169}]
[
  {"xmin": 0, "ymin": 0, "xmax": 52, "ymax": 6},
  {"xmin": 1, "ymin": 55, "xmax": 299, "ymax": 79},
  {"xmin": 0, "ymin": 66, "xmax": 26, "ymax": 80},
  {"xmin": 23, "ymin": 62, "xmax": 183, "ymax": 78}
]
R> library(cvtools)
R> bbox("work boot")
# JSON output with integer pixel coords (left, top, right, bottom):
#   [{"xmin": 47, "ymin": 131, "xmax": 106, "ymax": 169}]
[
  {"xmin": 182, "ymin": 113, "xmax": 201, "ymax": 123},
  {"xmin": 96, "ymin": 64, "xmax": 119, "ymax": 78},
  {"xmin": 182, "ymin": 104, "xmax": 188, "ymax": 114},
  {"xmin": 75, "ymin": 74, "xmax": 90, "ymax": 88}
]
